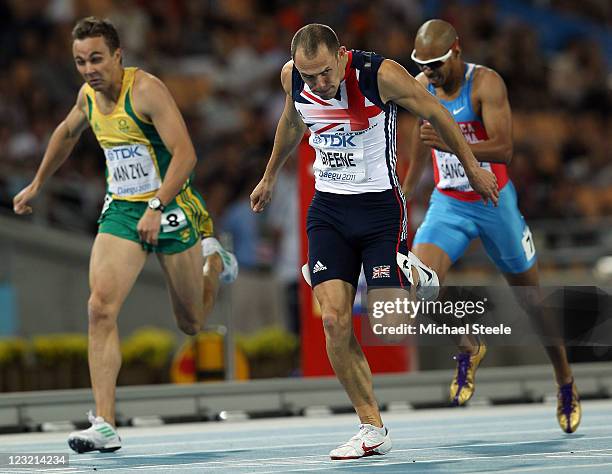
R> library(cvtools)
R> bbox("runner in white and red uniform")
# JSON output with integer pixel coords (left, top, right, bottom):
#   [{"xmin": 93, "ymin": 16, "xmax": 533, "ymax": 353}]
[
  {"xmin": 250, "ymin": 23, "xmax": 498, "ymax": 460},
  {"xmin": 403, "ymin": 19, "xmax": 580, "ymax": 434}
]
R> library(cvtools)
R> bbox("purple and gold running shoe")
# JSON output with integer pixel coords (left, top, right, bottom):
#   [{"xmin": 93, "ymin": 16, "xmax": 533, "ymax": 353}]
[
  {"xmin": 450, "ymin": 343, "xmax": 487, "ymax": 406},
  {"xmin": 557, "ymin": 379, "xmax": 581, "ymax": 433}
]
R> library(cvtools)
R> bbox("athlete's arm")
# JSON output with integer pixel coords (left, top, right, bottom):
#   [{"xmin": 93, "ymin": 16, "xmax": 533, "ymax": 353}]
[
  {"xmin": 471, "ymin": 69, "xmax": 513, "ymax": 164},
  {"xmin": 250, "ymin": 61, "xmax": 307, "ymax": 213},
  {"xmin": 419, "ymin": 68, "xmax": 512, "ymax": 164},
  {"xmin": 402, "ymin": 74, "xmax": 433, "ymax": 200},
  {"xmin": 131, "ymin": 71, "xmax": 198, "ymax": 245},
  {"xmin": 378, "ymin": 60, "xmax": 498, "ymax": 205},
  {"xmin": 402, "ymin": 119, "xmax": 431, "ymax": 200},
  {"xmin": 13, "ymin": 86, "xmax": 90, "ymax": 215},
  {"xmin": 132, "ymin": 71, "xmax": 196, "ymax": 206}
]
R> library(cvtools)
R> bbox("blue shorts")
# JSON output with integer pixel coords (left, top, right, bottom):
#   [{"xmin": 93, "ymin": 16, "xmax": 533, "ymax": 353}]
[
  {"xmin": 306, "ymin": 189, "xmax": 410, "ymax": 289},
  {"xmin": 413, "ymin": 181, "xmax": 536, "ymax": 274}
]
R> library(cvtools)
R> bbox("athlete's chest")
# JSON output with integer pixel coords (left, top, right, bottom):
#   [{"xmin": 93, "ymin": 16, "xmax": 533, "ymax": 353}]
[
  {"xmin": 94, "ymin": 94, "xmax": 120, "ymax": 115},
  {"xmin": 294, "ymin": 72, "xmax": 383, "ymax": 133},
  {"xmin": 91, "ymin": 108, "xmax": 139, "ymax": 139},
  {"xmin": 433, "ymin": 76, "xmax": 482, "ymax": 119}
]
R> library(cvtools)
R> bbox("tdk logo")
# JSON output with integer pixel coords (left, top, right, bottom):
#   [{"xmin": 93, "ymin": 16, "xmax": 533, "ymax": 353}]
[
  {"xmin": 312, "ymin": 134, "xmax": 357, "ymax": 147},
  {"xmin": 106, "ymin": 145, "xmax": 143, "ymax": 161}
]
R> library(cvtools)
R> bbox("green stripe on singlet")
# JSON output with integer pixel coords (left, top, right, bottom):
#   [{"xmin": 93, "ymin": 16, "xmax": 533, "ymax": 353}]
[
  {"xmin": 124, "ymin": 90, "xmax": 176, "ymax": 182},
  {"xmin": 86, "ymin": 95, "xmax": 93, "ymax": 121}
]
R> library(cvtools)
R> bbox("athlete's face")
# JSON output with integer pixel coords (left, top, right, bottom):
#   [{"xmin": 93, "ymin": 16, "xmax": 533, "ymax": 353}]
[
  {"xmin": 73, "ymin": 36, "xmax": 121, "ymax": 91},
  {"xmin": 294, "ymin": 45, "xmax": 347, "ymax": 100},
  {"xmin": 412, "ymin": 42, "xmax": 457, "ymax": 88}
]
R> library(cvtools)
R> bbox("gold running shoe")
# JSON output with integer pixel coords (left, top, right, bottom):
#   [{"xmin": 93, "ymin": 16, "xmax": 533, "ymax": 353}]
[
  {"xmin": 557, "ymin": 379, "xmax": 581, "ymax": 433},
  {"xmin": 450, "ymin": 343, "xmax": 487, "ymax": 406}
]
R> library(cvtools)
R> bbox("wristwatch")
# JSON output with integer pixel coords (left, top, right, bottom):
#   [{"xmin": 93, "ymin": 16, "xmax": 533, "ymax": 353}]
[{"xmin": 147, "ymin": 197, "xmax": 165, "ymax": 212}]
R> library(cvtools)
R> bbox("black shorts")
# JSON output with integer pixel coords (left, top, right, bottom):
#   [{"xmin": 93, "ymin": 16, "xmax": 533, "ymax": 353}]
[{"xmin": 306, "ymin": 189, "xmax": 410, "ymax": 289}]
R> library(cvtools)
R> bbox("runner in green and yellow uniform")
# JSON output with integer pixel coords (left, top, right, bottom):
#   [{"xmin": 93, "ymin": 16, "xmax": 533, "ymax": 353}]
[
  {"xmin": 13, "ymin": 17, "xmax": 238, "ymax": 454},
  {"xmin": 85, "ymin": 66, "xmax": 213, "ymax": 253}
]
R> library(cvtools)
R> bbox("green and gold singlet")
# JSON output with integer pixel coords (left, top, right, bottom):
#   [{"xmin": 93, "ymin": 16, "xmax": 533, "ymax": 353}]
[{"xmin": 84, "ymin": 67, "xmax": 213, "ymax": 253}]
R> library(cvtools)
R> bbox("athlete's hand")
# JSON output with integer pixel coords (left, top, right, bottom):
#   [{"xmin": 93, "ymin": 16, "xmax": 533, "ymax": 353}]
[
  {"xmin": 137, "ymin": 208, "xmax": 162, "ymax": 246},
  {"xmin": 419, "ymin": 123, "xmax": 450, "ymax": 152},
  {"xmin": 466, "ymin": 166, "xmax": 499, "ymax": 206},
  {"xmin": 13, "ymin": 183, "xmax": 39, "ymax": 215},
  {"xmin": 250, "ymin": 176, "xmax": 275, "ymax": 213}
]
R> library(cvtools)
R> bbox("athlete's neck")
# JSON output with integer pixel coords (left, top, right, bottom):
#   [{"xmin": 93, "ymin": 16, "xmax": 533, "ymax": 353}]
[
  {"xmin": 100, "ymin": 68, "xmax": 125, "ymax": 102},
  {"xmin": 440, "ymin": 60, "xmax": 465, "ymax": 95}
]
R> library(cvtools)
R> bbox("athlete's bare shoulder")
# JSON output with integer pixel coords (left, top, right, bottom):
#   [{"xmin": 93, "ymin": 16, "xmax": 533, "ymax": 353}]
[
  {"xmin": 280, "ymin": 60, "xmax": 294, "ymax": 96},
  {"xmin": 471, "ymin": 65, "xmax": 506, "ymax": 97},
  {"xmin": 75, "ymin": 83, "xmax": 89, "ymax": 112},
  {"xmin": 131, "ymin": 69, "xmax": 174, "ymax": 120},
  {"xmin": 132, "ymin": 69, "xmax": 167, "ymax": 98}
]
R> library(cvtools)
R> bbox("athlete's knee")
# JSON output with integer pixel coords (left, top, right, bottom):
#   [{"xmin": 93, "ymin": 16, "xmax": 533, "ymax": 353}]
[
  {"xmin": 174, "ymin": 307, "xmax": 201, "ymax": 335},
  {"xmin": 177, "ymin": 317, "xmax": 200, "ymax": 336},
  {"xmin": 321, "ymin": 304, "xmax": 352, "ymax": 342},
  {"xmin": 88, "ymin": 294, "xmax": 118, "ymax": 329}
]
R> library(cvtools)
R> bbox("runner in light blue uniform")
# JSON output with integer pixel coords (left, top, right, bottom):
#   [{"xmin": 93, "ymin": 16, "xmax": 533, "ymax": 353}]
[
  {"xmin": 413, "ymin": 61, "xmax": 535, "ymax": 273},
  {"xmin": 403, "ymin": 19, "xmax": 580, "ymax": 434}
]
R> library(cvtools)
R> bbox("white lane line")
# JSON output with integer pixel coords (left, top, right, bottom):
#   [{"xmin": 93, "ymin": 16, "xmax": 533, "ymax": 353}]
[
  {"xmin": 240, "ymin": 449, "xmax": 612, "ymax": 472},
  {"xmin": 480, "ymin": 461, "xmax": 612, "ymax": 473},
  {"xmin": 64, "ymin": 432, "xmax": 612, "ymax": 465},
  {"xmin": 65, "ymin": 441, "xmax": 612, "ymax": 472},
  {"xmin": 12, "ymin": 424, "xmax": 612, "ymax": 456},
  {"xmin": 547, "ymin": 452, "xmax": 612, "ymax": 459},
  {"xmin": 7, "ymin": 414, "xmax": 612, "ymax": 448},
  {"xmin": 59, "ymin": 450, "xmax": 612, "ymax": 473}
]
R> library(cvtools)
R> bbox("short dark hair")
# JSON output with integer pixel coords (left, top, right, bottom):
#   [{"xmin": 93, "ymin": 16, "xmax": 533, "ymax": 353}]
[
  {"xmin": 72, "ymin": 17, "xmax": 120, "ymax": 52},
  {"xmin": 291, "ymin": 24, "xmax": 340, "ymax": 59}
]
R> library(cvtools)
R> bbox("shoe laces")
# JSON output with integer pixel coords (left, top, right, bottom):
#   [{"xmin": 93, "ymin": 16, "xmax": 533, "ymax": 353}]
[
  {"xmin": 559, "ymin": 382, "xmax": 575, "ymax": 416},
  {"xmin": 454, "ymin": 352, "xmax": 471, "ymax": 388},
  {"xmin": 348, "ymin": 424, "xmax": 376, "ymax": 442}
]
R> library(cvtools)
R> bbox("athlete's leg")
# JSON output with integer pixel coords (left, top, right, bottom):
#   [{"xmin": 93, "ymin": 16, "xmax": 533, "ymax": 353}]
[
  {"xmin": 412, "ymin": 243, "xmax": 453, "ymax": 283},
  {"xmin": 412, "ymin": 243, "xmax": 480, "ymax": 352},
  {"xmin": 202, "ymin": 253, "xmax": 223, "ymax": 317},
  {"xmin": 156, "ymin": 241, "xmax": 205, "ymax": 335},
  {"xmin": 200, "ymin": 236, "xmax": 238, "ymax": 318},
  {"xmin": 88, "ymin": 234, "xmax": 148, "ymax": 425},
  {"xmin": 503, "ymin": 264, "xmax": 573, "ymax": 385},
  {"xmin": 314, "ymin": 279, "xmax": 382, "ymax": 426},
  {"xmin": 503, "ymin": 263, "xmax": 580, "ymax": 433},
  {"xmin": 307, "ymin": 192, "xmax": 392, "ymax": 459},
  {"xmin": 412, "ymin": 196, "xmax": 485, "ymax": 406},
  {"xmin": 479, "ymin": 182, "xmax": 580, "ymax": 431}
]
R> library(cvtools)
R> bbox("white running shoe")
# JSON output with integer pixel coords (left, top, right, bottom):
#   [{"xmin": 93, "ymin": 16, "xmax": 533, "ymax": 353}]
[
  {"xmin": 329, "ymin": 424, "xmax": 392, "ymax": 460},
  {"xmin": 67, "ymin": 411, "xmax": 121, "ymax": 454},
  {"xmin": 202, "ymin": 237, "xmax": 238, "ymax": 283},
  {"xmin": 301, "ymin": 263, "xmax": 312, "ymax": 287},
  {"xmin": 396, "ymin": 251, "xmax": 439, "ymax": 301}
]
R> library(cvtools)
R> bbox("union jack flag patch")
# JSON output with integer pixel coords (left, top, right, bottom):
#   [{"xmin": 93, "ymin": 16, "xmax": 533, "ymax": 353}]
[{"xmin": 372, "ymin": 265, "xmax": 391, "ymax": 279}]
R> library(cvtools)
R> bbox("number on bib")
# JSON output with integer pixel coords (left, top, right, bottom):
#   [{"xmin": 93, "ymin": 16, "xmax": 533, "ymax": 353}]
[
  {"xmin": 521, "ymin": 226, "xmax": 536, "ymax": 261},
  {"xmin": 161, "ymin": 208, "xmax": 188, "ymax": 233}
]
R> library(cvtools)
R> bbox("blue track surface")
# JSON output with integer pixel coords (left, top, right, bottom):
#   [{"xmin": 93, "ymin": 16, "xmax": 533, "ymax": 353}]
[{"xmin": 1, "ymin": 400, "xmax": 612, "ymax": 473}]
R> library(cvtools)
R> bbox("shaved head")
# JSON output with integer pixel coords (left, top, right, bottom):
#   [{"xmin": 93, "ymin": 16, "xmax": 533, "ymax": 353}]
[
  {"xmin": 414, "ymin": 19, "xmax": 458, "ymax": 56},
  {"xmin": 413, "ymin": 19, "xmax": 462, "ymax": 89}
]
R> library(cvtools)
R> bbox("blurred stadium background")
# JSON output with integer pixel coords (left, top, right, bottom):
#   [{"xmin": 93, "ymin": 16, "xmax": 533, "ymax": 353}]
[{"xmin": 0, "ymin": 0, "xmax": 611, "ymax": 430}]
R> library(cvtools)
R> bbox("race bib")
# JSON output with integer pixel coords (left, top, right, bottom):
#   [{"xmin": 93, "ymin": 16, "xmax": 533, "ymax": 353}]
[
  {"xmin": 310, "ymin": 132, "xmax": 367, "ymax": 183},
  {"xmin": 521, "ymin": 226, "xmax": 536, "ymax": 261},
  {"xmin": 104, "ymin": 144, "xmax": 161, "ymax": 197},
  {"xmin": 161, "ymin": 207, "xmax": 188, "ymax": 234},
  {"xmin": 435, "ymin": 151, "xmax": 492, "ymax": 192}
]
